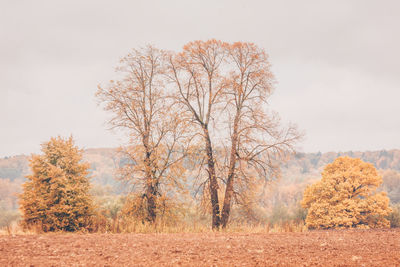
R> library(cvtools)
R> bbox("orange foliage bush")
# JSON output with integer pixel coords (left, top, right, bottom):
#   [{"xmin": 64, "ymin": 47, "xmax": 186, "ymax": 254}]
[{"xmin": 302, "ymin": 157, "xmax": 391, "ymax": 229}]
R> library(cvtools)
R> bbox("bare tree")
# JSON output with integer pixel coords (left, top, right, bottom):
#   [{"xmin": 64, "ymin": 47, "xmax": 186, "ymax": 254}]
[
  {"xmin": 96, "ymin": 46, "xmax": 190, "ymax": 223},
  {"xmin": 220, "ymin": 42, "xmax": 301, "ymax": 228},
  {"xmin": 167, "ymin": 40, "xmax": 301, "ymax": 229},
  {"xmin": 98, "ymin": 41, "xmax": 301, "ymax": 229},
  {"xmin": 165, "ymin": 40, "xmax": 227, "ymax": 229}
]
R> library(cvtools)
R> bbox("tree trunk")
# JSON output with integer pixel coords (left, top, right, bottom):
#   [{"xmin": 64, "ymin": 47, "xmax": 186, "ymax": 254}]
[
  {"xmin": 221, "ymin": 113, "xmax": 240, "ymax": 228},
  {"xmin": 144, "ymin": 139, "xmax": 157, "ymax": 223},
  {"xmin": 145, "ymin": 183, "xmax": 157, "ymax": 223},
  {"xmin": 203, "ymin": 126, "xmax": 221, "ymax": 229}
]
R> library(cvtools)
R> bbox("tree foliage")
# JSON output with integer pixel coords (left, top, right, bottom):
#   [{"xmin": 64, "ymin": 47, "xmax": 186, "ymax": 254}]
[
  {"xmin": 301, "ymin": 157, "xmax": 391, "ymax": 229},
  {"xmin": 20, "ymin": 136, "xmax": 95, "ymax": 232}
]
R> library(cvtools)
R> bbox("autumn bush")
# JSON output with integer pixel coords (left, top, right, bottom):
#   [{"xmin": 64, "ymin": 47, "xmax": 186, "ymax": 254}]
[
  {"xmin": 19, "ymin": 136, "xmax": 96, "ymax": 232},
  {"xmin": 302, "ymin": 157, "xmax": 391, "ymax": 229}
]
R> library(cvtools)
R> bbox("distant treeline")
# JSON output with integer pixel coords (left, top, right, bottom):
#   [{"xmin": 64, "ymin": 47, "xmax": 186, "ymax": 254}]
[
  {"xmin": 1, "ymin": 148, "xmax": 400, "ymax": 185},
  {"xmin": 288, "ymin": 149, "xmax": 400, "ymax": 174}
]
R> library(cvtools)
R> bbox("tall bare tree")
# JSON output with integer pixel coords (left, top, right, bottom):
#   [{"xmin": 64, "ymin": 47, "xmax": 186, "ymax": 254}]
[
  {"xmin": 96, "ymin": 46, "xmax": 190, "ymax": 223},
  {"xmin": 167, "ymin": 40, "xmax": 301, "ymax": 229},
  {"xmin": 98, "ymin": 41, "xmax": 301, "ymax": 228},
  {"xmin": 219, "ymin": 42, "xmax": 300, "ymax": 227},
  {"xmin": 166, "ymin": 40, "xmax": 227, "ymax": 229}
]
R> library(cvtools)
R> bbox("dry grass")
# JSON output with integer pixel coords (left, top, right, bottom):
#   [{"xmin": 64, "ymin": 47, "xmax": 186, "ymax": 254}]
[
  {"xmin": 0, "ymin": 219, "xmax": 307, "ymax": 235},
  {"xmin": 224, "ymin": 221, "xmax": 307, "ymax": 233},
  {"xmin": 0, "ymin": 221, "xmax": 31, "ymax": 236}
]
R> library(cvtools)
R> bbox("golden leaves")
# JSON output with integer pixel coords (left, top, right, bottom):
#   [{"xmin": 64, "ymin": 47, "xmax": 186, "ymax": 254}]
[{"xmin": 302, "ymin": 157, "xmax": 391, "ymax": 229}]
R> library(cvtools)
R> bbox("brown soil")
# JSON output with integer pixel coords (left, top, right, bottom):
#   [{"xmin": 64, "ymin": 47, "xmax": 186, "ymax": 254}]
[{"xmin": 1, "ymin": 229, "xmax": 399, "ymax": 266}]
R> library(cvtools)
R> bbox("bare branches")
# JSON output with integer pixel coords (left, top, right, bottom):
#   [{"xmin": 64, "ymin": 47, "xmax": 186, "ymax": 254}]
[
  {"xmin": 98, "ymin": 40, "xmax": 302, "ymax": 229},
  {"xmin": 216, "ymin": 41, "xmax": 302, "ymax": 227},
  {"xmin": 97, "ymin": 46, "xmax": 192, "ymax": 223}
]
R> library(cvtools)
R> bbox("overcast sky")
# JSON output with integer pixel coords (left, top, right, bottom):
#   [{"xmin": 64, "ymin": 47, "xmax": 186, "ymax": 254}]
[{"xmin": 1, "ymin": 0, "xmax": 399, "ymax": 157}]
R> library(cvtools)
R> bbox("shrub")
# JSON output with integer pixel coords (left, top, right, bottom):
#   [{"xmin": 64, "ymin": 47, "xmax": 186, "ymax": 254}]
[{"xmin": 302, "ymin": 157, "xmax": 391, "ymax": 229}]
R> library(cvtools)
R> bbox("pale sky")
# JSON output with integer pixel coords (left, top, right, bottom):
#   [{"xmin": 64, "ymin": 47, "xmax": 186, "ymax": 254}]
[{"xmin": 1, "ymin": 0, "xmax": 399, "ymax": 157}]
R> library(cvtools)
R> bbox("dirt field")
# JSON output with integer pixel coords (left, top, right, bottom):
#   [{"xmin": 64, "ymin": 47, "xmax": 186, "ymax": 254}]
[{"xmin": 1, "ymin": 229, "xmax": 399, "ymax": 266}]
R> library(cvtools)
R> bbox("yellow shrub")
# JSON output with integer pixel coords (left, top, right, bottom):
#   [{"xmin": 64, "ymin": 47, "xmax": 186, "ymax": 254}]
[{"xmin": 301, "ymin": 157, "xmax": 391, "ymax": 229}]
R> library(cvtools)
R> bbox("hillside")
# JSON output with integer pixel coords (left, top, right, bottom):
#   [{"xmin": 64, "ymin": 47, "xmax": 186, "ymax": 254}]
[
  {"xmin": 284, "ymin": 149, "xmax": 400, "ymax": 176},
  {"xmin": 2, "ymin": 148, "xmax": 400, "ymax": 182},
  {"xmin": 0, "ymin": 148, "xmax": 120, "ymax": 186},
  {"xmin": 1, "ymin": 148, "xmax": 400, "ymax": 212}
]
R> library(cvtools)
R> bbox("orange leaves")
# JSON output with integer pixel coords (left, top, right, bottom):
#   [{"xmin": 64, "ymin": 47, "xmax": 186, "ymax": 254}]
[
  {"xmin": 182, "ymin": 39, "xmax": 227, "ymax": 61},
  {"xmin": 302, "ymin": 157, "xmax": 391, "ymax": 229}
]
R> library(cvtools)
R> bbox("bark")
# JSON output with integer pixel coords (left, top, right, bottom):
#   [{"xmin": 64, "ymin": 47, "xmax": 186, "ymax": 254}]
[
  {"xmin": 145, "ymin": 181, "xmax": 157, "ymax": 223},
  {"xmin": 203, "ymin": 126, "xmax": 221, "ymax": 229},
  {"xmin": 221, "ymin": 113, "xmax": 240, "ymax": 228},
  {"xmin": 144, "ymin": 137, "xmax": 157, "ymax": 223}
]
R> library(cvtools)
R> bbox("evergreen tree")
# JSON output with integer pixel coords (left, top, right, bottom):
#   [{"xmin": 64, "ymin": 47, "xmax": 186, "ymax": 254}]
[{"xmin": 20, "ymin": 136, "xmax": 95, "ymax": 232}]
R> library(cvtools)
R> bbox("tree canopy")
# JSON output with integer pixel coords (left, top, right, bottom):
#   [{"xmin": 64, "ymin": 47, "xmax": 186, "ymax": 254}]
[{"xmin": 301, "ymin": 157, "xmax": 391, "ymax": 229}]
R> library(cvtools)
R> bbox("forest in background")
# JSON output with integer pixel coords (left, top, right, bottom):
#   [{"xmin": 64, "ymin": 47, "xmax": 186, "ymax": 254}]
[{"xmin": 1, "ymin": 148, "xmax": 400, "ymax": 228}]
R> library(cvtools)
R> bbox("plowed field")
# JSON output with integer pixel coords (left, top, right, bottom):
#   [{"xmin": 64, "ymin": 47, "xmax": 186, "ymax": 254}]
[{"xmin": 1, "ymin": 229, "xmax": 399, "ymax": 266}]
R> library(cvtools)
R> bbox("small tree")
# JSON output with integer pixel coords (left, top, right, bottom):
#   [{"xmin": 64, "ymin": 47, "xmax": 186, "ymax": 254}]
[
  {"xmin": 20, "ymin": 136, "xmax": 95, "ymax": 232},
  {"xmin": 301, "ymin": 157, "xmax": 391, "ymax": 229}
]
